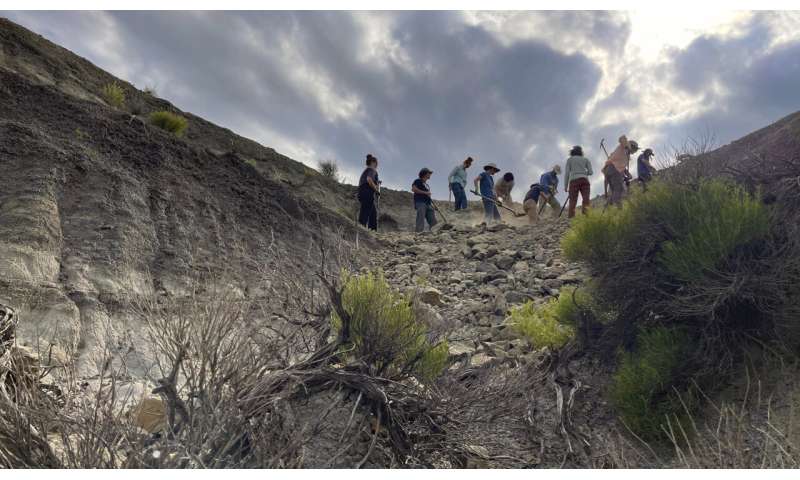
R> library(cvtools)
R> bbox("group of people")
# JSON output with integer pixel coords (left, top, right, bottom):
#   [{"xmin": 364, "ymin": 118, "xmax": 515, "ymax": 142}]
[{"xmin": 355, "ymin": 135, "xmax": 657, "ymax": 232}]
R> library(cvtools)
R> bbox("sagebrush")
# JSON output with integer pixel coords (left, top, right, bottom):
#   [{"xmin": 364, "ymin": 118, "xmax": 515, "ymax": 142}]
[
  {"xmin": 509, "ymin": 298, "xmax": 575, "ymax": 349},
  {"xmin": 333, "ymin": 270, "xmax": 448, "ymax": 383}
]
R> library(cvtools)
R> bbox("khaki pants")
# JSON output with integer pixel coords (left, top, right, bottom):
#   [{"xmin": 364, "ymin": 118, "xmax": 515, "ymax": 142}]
[
  {"xmin": 523, "ymin": 199, "xmax": 538, "ymax": 224},
  {"xmin": 537, "ymin": 192, "xmax": 560, "ymax": 217}
]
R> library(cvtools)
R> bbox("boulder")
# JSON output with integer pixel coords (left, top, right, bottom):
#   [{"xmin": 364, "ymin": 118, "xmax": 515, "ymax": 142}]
[
  {"xmin": 420, "ymin": 287, "xmax": 443, "ymax": 306},
  {"xmin": 493, "ymin": 254, "xmax": 515, "ymax": 271},
  {"xmin": 492, "ymin": 292, "xmax": 508, "ymax": 315},
  {"xmin": 448, "ymin": 341, "xmax": 476, "ymax": 357},
  {"xmin": 476, "ymin": 262, "xmax": 498, "ymax": 273},
  {"xmin": 505, "ymin": 291, "xmax": 530, "ymax": 305},
  {"xmin": 512, "ymin": 261, "xmax": 529, "ymax": 273},
  {"xmin": 132, "ymin": 397, "xmax": 167, "ymax": 433},
  {"xmin": 414, "ymin": 263, "xmax": 432, "ymax": 279}
]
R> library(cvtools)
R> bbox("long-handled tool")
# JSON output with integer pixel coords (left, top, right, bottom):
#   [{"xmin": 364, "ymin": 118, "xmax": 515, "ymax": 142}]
[
  {"xmin": 431, "ymin": 200, "xmax": 448, "ymax": 225},
  {"xmin": 558, "ymin": 196, "xmax": 568, "ymax": 218},
  {"xmin": 470, "ymin": 189, "xmax": 526, "ymax": 217}
]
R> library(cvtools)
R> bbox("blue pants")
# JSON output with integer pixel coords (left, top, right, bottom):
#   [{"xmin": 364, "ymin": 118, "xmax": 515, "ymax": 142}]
[
  {"xmin": 481, "ymin": 198, "xmax": 501, "ymax": 222},
  {"xmin": 358, "ymin": 194, "xmax": 377, "ymax": 230},
  {"xmin": 415, "ymin": 202, "xmax": 437, "ymax": 232},
  {"xmin": 451, "ymin": 183, "xmax": 467, "ymax": 210}
]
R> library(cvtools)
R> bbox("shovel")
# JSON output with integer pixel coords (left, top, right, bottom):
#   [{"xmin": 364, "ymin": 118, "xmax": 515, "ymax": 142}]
[{"xmin": 469, "ymin": 190, "xmax": 526, "ymax": 217}]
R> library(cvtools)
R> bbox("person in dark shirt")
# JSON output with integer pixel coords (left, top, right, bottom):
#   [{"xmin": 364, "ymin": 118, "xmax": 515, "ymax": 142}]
[
  {"xmin": 473, "ymin": 163, "xmax": 502, "ymax": 225},
  {"xmin": 358, "ymin": 154, "xmax": 381, "ymax": 230},
  {"xmin": 412, "ymin": 168, "xmax": 437, "ymax": 233},
  {"xmin": 637, "ymin": 148, "xmax": 656, "ymax": 191}
]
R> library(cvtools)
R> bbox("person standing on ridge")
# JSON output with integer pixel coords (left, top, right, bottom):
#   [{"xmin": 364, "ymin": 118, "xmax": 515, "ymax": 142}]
[
  {"xmin": 537, "ymin": 165, "xmax": 561, "ymax": 216},
  {"xmin": 448, "ymin": 156, "xmax": 473, "ymax": 211},
  {"xmin": 637, "ymin": 148, "xmax": 656, "ymax": 191},
  {"xmin": 357, "ymin": 154, "xmax": 381, "ymax": 230},
  {"xmin": 563, "ymin": 145, "xmax": 593, "ymax": 218},
  {"xmin": 602, "ymin": 135, "xmax": 638, "ymax": 207},
  {"xmin": 494, "ymin": 172, "xmax": 515, "ymax": 208},
  {"xmin": 474, "ymin": 163, "xmax": 502, "ymax": 225},
  {"xmin": 412, "ymin": 168, "xmax": 438, "ymax": 233}
]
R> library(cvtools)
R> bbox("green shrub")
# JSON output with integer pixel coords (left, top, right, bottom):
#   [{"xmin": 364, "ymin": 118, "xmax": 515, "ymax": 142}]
[
  {"xmin": 509, "ymin": 299, "xmax": 575, "ymax": 349},
  {"xmin": 562, "ymin": 206, "xmax": 635, "ymax": 266},
  {"xmin": 333, "ymin": 270, "xmax": 448, "ymax": 383},
  {"xmin": 564, "ymin": 180, "xmax": 769, "ymax": 282},
  {"xmin": 149, "ymin": 111, "xmax": 188, "ymax": 136},
  {"xmin": 100, "ymin": 82, "xmax": 125, "ymax": 109},
  {"xmin": 611, "ymin": 327, "xmax": 695, "ymax": 440},
  {"xmin": 653, "ymin": 182, "xmax": 769, "ymax": 282}
]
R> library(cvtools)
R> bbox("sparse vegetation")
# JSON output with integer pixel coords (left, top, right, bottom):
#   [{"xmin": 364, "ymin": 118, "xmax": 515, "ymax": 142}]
[
  {"xmin": 148, "ymin": 110, "xmax": 188, "ymax": 136},
  {"xmin": 318, "ymin": 160, "xmax": 340, "ymax": 182},
  {"xmin": 509, "ymin": 299, "xmax": 575, "ymax": 349},
  {"xmin": 100, "ymin": 82, "xmax": 125, "ymax": 109},
  {"xmin": 611, "ymin": 327, "xmax": 695, "ymax": 440},
  {"xmin": 561, "ymin": 177, "xmax": 796, "ymax": 440},
  {"xmin": 333, "ymin": 270, "xmax": 448, "ymax": 382}
]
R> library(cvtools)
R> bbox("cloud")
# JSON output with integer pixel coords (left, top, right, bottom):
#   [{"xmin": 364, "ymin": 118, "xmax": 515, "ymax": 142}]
[
  {"xmin": 3, "ymin": 10, "xmax": 800, "ymax": 203},
  {"xmin": 658, "ymin": 12, "xmax": 800, "ymax": 146}
]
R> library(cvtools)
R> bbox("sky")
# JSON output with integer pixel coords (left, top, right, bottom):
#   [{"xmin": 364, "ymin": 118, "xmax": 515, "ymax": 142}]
[{"xmin": 4, "ymin": 10, "xmax": 800, "ymax": 201}]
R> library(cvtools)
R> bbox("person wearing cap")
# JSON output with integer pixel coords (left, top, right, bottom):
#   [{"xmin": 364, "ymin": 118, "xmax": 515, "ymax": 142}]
[
  {"xmin": 563, "ymin": 145, "xmax": 593, "ymax": 218},
  {"xmin": 358, "ymin": 154, "xmax": 381, "ymax": 230},
  {"xmin": 637, "ymin": 148, "xmax": 656, "ymax": 191},
  {"xmin": 603, "ymin": 135, "xmax": 638, "ymax": 207},
  {"xmin": 537, "ymin": 165, "xmax": 562, "ymax": 216},
  {"xmin": 474, "ymin": 163, "xmax": 502, "ymax": 225},
  {"xmin": 448, "ymin": 157, "xmax": 473, "ymax": 211},
  {"xmin": 494, "ymin": 172, "xmax": 515, "ymax": 208},
  {"xmin": 412, "ymin": 168, "xmax": 438, "ymax": 233}
]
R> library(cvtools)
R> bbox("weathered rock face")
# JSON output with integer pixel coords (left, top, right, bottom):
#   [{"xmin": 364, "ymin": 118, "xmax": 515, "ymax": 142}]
[{"xmin": 0, "ymin": 19, "xmax": 378, "ymax": 380}]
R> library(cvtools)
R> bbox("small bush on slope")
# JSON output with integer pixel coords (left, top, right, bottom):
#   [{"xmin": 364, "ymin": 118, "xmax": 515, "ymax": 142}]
[
  {"xmin": 509, "ymin": 299, "xmax": 575, "ymax": 349},
  {"xmin": 318, "ymin": 160, "xmax": 340, "ymax": 182},
  {"xmin": 333, "ymin": 270, "xmax": 448, "ymax": 383},
  {"xmin": 561, "ymin": 178, "xmax": 785, "ymax": 441},
  {"xmin": 100, "ymin": 82, "xmax": 125, "ymax": 109},
  {"xmin": 149, "ymin": 110, "xmax": 188, "ymax": 136},
  {"xmin": 611, "ymin": 327, "xmax": 696, "ymax": 440}
]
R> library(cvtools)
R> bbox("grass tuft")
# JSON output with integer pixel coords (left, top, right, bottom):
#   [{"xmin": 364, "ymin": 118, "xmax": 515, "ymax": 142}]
[
  {"xmin": 100, "ymin": 82, "xmax": 125, "ymax": 109},
  {"xmin": 148, "ymin": 110, "xmax": 188, "ymax": 136}
]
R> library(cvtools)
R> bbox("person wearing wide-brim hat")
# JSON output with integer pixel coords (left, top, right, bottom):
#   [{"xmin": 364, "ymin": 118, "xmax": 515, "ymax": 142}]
[{"xmin": 474, "ymin": 162, "xmax": 502, "ymax": 225}]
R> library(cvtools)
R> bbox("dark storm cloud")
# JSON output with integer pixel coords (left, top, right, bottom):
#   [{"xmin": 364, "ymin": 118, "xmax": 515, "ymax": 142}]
[
  {"xmin": 662, "ymin": 13, "xmax": 800, "ymax": 146},
  {"xmin": 3, "ymin": 11, "xmax": 611, "ymax": 198}
]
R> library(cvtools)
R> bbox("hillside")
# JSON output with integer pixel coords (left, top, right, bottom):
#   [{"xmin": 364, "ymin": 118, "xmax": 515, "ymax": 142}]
[
  {"xmin": 2, "ymin": 16, "xmax": 800, "ymax": 470},
  {"xmin": 0, "ymin": 17, "xmax": 409, "ymax": 379}
]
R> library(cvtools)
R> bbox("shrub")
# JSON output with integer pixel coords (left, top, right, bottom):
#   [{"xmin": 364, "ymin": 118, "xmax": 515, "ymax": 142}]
[
  {"xmin": 562, "ymin": 179, "xmax": 773, "ymax": 328},
  {"xmin": 100, "ymin": 82, "xmax": 125, "ymax": 109},
  {"xmin": 318, "ymin": 160, "xmax": 340, "ymax": 182},
  {"xmin": 149, "ymin": 110, "xmax": 188, "ymax": 136},
  {"xmin": 611, "ymin": 327, "xmax": 695, "ymax": 440},
  {"xmin": 333, "ymin": 270, "xmax": 448, "ymax": 382},
  {"xmin": 509, "ymin": 299, "xmax": 575, "ymax": 349}
]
